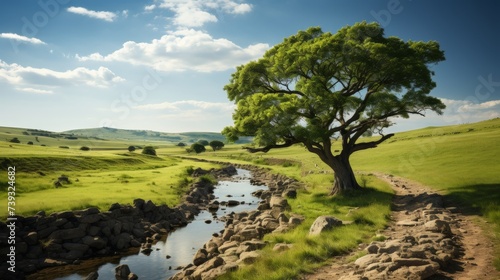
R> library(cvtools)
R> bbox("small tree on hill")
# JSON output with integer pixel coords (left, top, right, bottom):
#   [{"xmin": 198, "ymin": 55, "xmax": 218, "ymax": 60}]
[
  {"xmin": 209, "ymin": 140, "xmax": 225, "ymax": 151},
  {"xmin": 128, "ymin": 145, "xmax": 136, "ymax": 152},
  {"xmin": 142, "ymin": 146, "xmax": 157, "ymax": 156},
  {"xmin": 177, "ymin": 142, "xmax": 186, "ymax": 147},
  {"xmin": 80, "ymin": 146, "xmax": 90, "ymax": 151},
  {"xmin": 190, "ymin": 143, "xmax": 206, "ymax": 154},
  {"xmin": 9, "ymin": 137, "xmax": 20, "ymax": 143}
]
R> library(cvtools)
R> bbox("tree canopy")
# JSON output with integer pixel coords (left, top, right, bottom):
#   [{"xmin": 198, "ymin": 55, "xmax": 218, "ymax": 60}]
[
  {"xmin": 222, "ymin": 22, "xmax": 445, "ymax": 194},
  {"xmin": 209, "ymin": 140, "xmax": 225, "ymax": 151}
]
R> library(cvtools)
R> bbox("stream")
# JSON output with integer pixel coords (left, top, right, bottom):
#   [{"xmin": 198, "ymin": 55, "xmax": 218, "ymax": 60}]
[{"xmin": 47, "ymin": 169, "xmax": 266, "ymax": 280}]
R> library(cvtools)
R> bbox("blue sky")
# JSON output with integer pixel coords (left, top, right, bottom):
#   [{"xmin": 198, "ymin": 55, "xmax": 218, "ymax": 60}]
[{"xmin": 0, "ymin": 0, "xmax": 499, "ymax": 133}]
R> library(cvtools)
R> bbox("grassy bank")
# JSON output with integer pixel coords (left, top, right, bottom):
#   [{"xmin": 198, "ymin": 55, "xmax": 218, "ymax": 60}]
[{"xmin": 0, "ymin": 141, "xmax": 219, "ymax": 218}]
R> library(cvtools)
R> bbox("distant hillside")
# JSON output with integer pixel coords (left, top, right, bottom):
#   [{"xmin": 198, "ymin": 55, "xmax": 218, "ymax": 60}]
[{"xmin": 64, "ymin": 127, "xmax": 251, "ymax": 144}]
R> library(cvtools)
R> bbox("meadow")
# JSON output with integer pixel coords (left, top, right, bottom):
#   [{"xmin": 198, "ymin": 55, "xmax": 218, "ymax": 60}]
[{"xmin": 0, "ymin": 118, "xmax": 499, "ymax": 278}]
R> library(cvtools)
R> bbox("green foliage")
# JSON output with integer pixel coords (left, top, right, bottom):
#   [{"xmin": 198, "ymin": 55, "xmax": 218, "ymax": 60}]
[
  {"xmin": 142, "ymin": 146, "xmax": 157, "ymax": 156},
  {"xmin": 9, "ymin": 137, "xmax": 20, "ymax": 143},
  {"xmin": 128, "ymin": 145, "xmax": 136, "ymax": 152},
  {"xmin": 197, "ymin": 140, "xmax": 209, "ymax": 146},
  {"xmin": 27, "ymin": 141, "xmax": 34, "ymax": 145},
  {"xmin": 222, "ymin": 22, "xmax": 445, "ymax": 190},
  {"xmin": 209, "ymin": 140, "xmax": 225, "ymax": 151},
  {"xmin": 198, "ymin": 174, "xmax": 217, "ymax": 185},
  {"xmin": 80, "ymin": 146, "xmax": 90, "ymax": 151},
  {"xmin": 59, "ymin": 146, "xmax": 69, "ymax": 149},
  {"xmin": 190, "ymin": 143, "xmax": 206, "ymax": 154},
  {"xmin": 177, "ymin": 142, "xmax": 186, "ymax": 147}
]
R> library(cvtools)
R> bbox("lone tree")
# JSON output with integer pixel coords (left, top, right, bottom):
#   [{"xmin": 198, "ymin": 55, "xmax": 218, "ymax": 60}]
[
  {"xmin": 222, "ymin": 22, "xmax": 445, "ymax": 194},
  {"xmin": 209, "ymin": 140, "xmax": 225, "ymax": 151},
  {"xmin": 128, "ymin": 145, "xmax": 136, "ymax": 152}
]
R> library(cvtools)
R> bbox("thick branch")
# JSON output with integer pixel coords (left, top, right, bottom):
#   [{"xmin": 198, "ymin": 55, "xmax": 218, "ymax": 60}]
[
  {"xmin": 350, "ymin": 133, "xmax": 394, "ymax": 153},
  {"xmin": 243, "ymin": 139, "xmax": 296, "ymax": 153}
]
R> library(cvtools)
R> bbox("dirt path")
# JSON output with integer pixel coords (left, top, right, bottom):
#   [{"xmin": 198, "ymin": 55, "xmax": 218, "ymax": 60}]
[{"xmin": 301, "ymin": 174, "xmax": 499, "ymax": 280}]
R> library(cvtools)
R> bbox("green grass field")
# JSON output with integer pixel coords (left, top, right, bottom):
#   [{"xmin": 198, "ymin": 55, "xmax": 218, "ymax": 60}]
[
  {"xmin": 1, "ymin": 118, "xmax": 499, "ymax": 278},
  {"xmin": 0, "ymin": 132, "xmax": 220, "ymax": 217}
]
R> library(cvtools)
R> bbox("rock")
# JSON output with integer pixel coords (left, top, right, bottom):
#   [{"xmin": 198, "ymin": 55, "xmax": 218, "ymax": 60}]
[
  {"xmin": 115, "ymin": 264, "xmax": 131, "ymax": 280},
  {"xmin": 238, "ymin": 251, "xmax": 260, "ymax": 264},
  {"xmin": 354, "ymin": 254, "xmax": 379, "ymax": 268},
  {"xmin": 282, "ymin": 189, "xmax": 297, "ymax": 198},
  {"xmin": 219, "ymin": 241, "xmax": 239, "ymax": 254},
  {"xmin": 84, "ymin": 272, "xmax": 99, "ymax": 280},
  {"xmin": 365, "ymin": 243, "xmax": 380, "ymax": 254},
  {"xmin": 25, "ymin": 232, "xmax": 38, "ymax": 245},
  {"xmin": 128, "ymin": 273, "xmax": 139, "ymax": 280},
  {"xmin": 227, "ymin": 200, "xmax": 240, "ymax": 207},
  {"xmin": 80, "ymin": 214, "xmax": 101, "ymax": 224},
  {"xmin": 82, "ymin": 236, "xmax": 107, "ymax": 249},
  {"xmin": 424, "ymin": 219, "xmax": 452, "ymax": 236},
  {"xmin": 269, "ymin": 196, "xmax": 289, "ymax": 209},
  {"xmin": 193, "ymin": 248, "xmax": 208, "ymax": 266},
  {"xmin": 309, "ymin": 216, "xmax": 343, "ymax": 236},
  {"xmin": 408, "ymin": 262, "xmax": 440, "ymax": 279},
  {"xmin": 50, "ymin": 227, "xmax": 86, "ymax": 240},
  {"xmin": 273, "ymin": 243, "xmax": 293, "ymax": 252}
]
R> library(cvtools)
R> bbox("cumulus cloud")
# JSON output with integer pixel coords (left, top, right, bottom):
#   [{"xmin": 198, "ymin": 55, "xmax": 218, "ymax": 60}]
[
  {"xmin": 0, "ymin": 33, "xmax": 46, "ymax": 45},
  {"xmin": 439, "ymin": 98, "xmax": 500, "ymax": 123},
  {"xmin": 76, "ymin": 29, "xmax": 269, "ymax": 72},
  {"xmin": 0, "ymin": 60, "xmax": 124, "ymax": 90},
  {"xmin": 159, "ymin": 0, "xmax": 252, "ymax": 27},
  {"xmin": 67, "ymin": 6, "xmax": 117, "ymax": 22}
]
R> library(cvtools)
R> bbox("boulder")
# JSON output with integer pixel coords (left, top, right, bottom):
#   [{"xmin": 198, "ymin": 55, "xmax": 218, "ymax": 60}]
[
  {"xmin": 309, "ymin": 216, "xmax": 343, "ymax": 236},
  {"xmin": 193, "ymin": 248, "xmax": 208, "ymax": 266},
  {"xmin": 238, "ymin": 251, "xmax": 260, "ymax": 264},
  {"xmin": 115, "ymin": 264, "xmax": 131, "ymax": 280}
]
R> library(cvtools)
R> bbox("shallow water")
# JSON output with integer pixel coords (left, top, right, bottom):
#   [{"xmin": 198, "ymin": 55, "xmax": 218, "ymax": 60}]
[{"xmin": 52, "ymin": 169, "xmax": 266, "ymax": 280}]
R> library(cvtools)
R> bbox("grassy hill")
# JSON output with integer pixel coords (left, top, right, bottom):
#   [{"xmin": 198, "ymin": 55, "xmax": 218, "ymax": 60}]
[{"xmin": 65, "ymin": 127, "xmax": 252, "ymax": 144}]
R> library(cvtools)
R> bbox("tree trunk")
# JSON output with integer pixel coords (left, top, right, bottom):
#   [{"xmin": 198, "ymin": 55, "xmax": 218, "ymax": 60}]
[{"xmin": 328, "ymin": 154, "xmax": 361, "ymax": 195}]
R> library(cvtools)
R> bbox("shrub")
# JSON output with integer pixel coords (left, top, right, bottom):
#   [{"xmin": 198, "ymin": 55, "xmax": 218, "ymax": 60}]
[
  {"xmin": 27, "ymin": 141, "xmax": 34, "ymax": 145},
  {"xmin": 80, "ymin": 146, "xmax": 90, "ymax": 151},
  {"xmin": 128, "ymin": 145, "xmax": 136, "ymax": 152},
  {"xmin": 59, "ymin": 146, "xmax": 69, "ymax": 149},
  {"xmin": 190, "ymin": 143, "xmax": 206, "ymax": 154},
  {"xmin": 142, "ymin": 146, "xmax": 157, "ymax": 156},
  {"xmin": 9, "ymin": 137, "xmax": 20, "ymax": 143},
  {"xmin": 177, "ymin": 142, "xmax": 186, "ymax": 147}
]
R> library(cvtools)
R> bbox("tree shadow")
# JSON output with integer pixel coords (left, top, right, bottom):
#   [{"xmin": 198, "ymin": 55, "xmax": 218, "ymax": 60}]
[
  {"xmin": 440, "ymin": 183, "xmax": 500, "ymax": 218},
  {"xmin": 310, "ymin": 187, "xmax": 393, "ymax": 208}
]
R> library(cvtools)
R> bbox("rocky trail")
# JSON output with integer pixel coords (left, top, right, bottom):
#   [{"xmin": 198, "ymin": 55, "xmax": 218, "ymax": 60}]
[{"xmin": 302, "ymin": 174, "xmax": 499, "ymax": 280}]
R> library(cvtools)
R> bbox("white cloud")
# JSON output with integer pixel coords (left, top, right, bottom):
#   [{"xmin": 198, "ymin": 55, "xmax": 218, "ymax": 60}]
[
  {"xmin": 76, "ymin": 29, "xmax": 269, "ymax": 72},
  {"xmin": 387, "ymin": 98, "xmax": 500, "ymax": 133},
  {"xmin": 135, "ymin": 100, "xmax": 235, "ymax": 111},
  {"xmin": 159, "ymin": 0, "xmax": 252, "ymax": 27},
  {"xmin": 67, "ymin": 6, "xmax": 117, "ymax": 22},
  {"xmin": 15, "ymin": 87, "xmax": 54, "ymax": 95},
  {"xmin": 0, "ymin": 60, "xmax": 125, "ymax": 90},
  {"xmin": 439, "ymin": 98, "xmax": 500, "ymax": 124},
  {"xmin": 0, "ymin": 33, "xmax": 46, "ymax": 45},
  {"xmin": 144, "ymin": 4, "xmax": 156, "ymax": 12}
]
